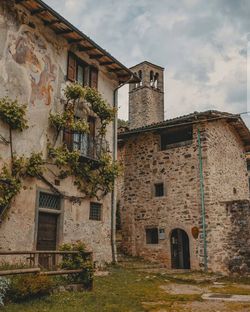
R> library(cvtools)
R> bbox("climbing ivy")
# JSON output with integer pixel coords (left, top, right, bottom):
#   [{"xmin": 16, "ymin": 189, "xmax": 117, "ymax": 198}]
[
  {"xmin": 0, "ymin": 83, "xmax": 119, "ymax": 216},
  {"xmin": 0, "ymin": 165, "xmax": 21, "ymax": 212},
  {"xmin": 0, "ymin": 97, "xmax": 28, "ymax": 131},
  {"xmin": 48, "ymin": 145, "xmax": 120, "ymax": 198}
]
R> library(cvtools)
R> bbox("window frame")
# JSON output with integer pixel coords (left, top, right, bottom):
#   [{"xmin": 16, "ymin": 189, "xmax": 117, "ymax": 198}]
[
  {"xmin": 145, "ymin": 228, "xmax": 159, "ymax": 244},
  {"xmin": 160, "ymin": 125, "xmax": 193, "ymax": 150},
  {"xmin": 154, "ymin": 182, "xmax": 164, "ymax": 197},
  {"xmin": 89, "ymin": 202, "xmax": 102, "ymax": 221},
  {"xmin": 34, "ymin": 189, "xmax": 64, "ymax": 252},
  {"xmin": 67, "ymin": 52, "xmax": 98, "ymax": 88}
]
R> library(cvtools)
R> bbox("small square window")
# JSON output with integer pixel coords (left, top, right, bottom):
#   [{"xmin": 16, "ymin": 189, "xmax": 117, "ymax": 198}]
[
  {"xmin": 146, "ymin": 228, "xmax": 159, "ymax": 244},
  {"xmin": 154, "ymin": 183, "xmax": 164, "ymax": 197},
  {"xmin": 89, "ymin": 202, "xmax": 102, "ymax": 221}
]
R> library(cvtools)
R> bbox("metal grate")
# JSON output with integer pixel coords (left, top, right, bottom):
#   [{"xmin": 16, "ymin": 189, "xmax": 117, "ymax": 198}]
[
  {"xmin": 89, "ymin": 202, "xmax": 102, "ymax": 221},
  {"xmin": 39, "ymin": 192, "xmax": 61, "ymax": 210}
]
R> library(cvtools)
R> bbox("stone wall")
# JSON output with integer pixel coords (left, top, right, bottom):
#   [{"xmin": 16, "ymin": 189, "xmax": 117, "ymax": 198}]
[
  {"xmin": 201, "ymin": 120, "xmax": 249, "ymax": 272},
  {"xmin": 226, "ymin": 200, "xmax": 250, "ymax": 274},
  {"xmin": 128, "ymin": 62, "xmax": 164, "ymax": 129},
  {"xmin": 119, "ymin": 125, "xmax": 203, "ymax": 269},
  {"xmin": 0, "ymin": 1, "xmax": 118, "ymax": 264},
  {"xmin": 118, "ymin": 119, "xmax": 250, "ymax": 273}
]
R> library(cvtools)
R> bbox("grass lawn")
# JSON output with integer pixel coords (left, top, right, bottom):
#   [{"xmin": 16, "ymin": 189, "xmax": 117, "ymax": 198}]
[
  {"xmin": 3, "ymin": 265, "xmax": 250, "ymax": 312},
  {"xmin": 3, "ymin": 266, "xmax": 201, "ymax": 312}
]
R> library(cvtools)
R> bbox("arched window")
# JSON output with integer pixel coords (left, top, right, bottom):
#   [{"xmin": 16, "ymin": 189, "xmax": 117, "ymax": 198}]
[
  {"xmin": 134, "ymin": 72, "xmax": 139, "ymax": 89},
  {"xmin": 154, "ymin": 73, "xmax": 159, "ymax": 88},
  {"xmin": 138, "ymin": 70, "xmax": 142, "ymax": 86},
  {"xmin": 150, "ymin": 70, "xmax": 154, "ymax": 87}
]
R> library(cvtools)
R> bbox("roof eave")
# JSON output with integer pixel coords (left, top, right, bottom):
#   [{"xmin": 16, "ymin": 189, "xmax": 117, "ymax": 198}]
[{"xmin": 16, "ymin": 0, "xmax": 139, "ymax": 83}]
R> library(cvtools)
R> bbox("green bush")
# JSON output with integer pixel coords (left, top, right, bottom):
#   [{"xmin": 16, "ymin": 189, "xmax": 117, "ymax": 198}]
[
  {"xmin": 60, "ymin": 242, "xmax": 93, "ymax": 289},
  {"xmin": 7, "ymin": 274, "xmax": 54, "ymax": 302}
]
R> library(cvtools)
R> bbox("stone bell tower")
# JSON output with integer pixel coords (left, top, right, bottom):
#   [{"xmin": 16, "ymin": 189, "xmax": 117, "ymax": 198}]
[{"xmin": 129, "ymin": 61, "xmax": 164, "ymax": 129}]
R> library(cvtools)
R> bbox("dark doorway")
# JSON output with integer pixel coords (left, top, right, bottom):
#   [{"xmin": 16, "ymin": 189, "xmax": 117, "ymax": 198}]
[
  {"xmin": 36, "ymin": 212, "xmax": 58, "ymax": 268},
  {"xmin": 171, "ymin": 228, "xmax": 190, "ymax": 269}
]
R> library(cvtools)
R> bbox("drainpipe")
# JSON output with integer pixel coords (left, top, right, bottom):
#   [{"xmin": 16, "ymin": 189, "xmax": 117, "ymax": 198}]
[
  {"xmin": 111, "ymin": 76, "xmax": 136, "ymax": 263},
  {"xmin": 197, "ymin": 128, "xmax": 208, "ymax": 272}
]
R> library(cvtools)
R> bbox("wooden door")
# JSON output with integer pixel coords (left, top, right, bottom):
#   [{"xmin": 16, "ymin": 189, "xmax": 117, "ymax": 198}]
[
  {"xmin": 171, "ymin": 229, "xmax": 190, "ymax": 269},
  {"xmin": 36, "ymin": 212, "xmax": 58, "ymax": 268}
]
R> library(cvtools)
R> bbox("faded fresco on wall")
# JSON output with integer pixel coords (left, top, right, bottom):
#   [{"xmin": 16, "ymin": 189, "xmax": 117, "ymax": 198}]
[{"xmin": 8, "ymin": 28, "xmax": 57, "ymax": 106}]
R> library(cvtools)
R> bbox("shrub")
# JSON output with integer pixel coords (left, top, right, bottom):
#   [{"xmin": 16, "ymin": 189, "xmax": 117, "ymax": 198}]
[
  {"xmin": 60, "ymin": 242, "xmax": 93, "ymax": 289},
  {"xmin": 7, "ymin": 274, "xmax": 54, "ymax": 302},
  {"xmin": 0, "ymin": 277, "xmax": 10, "ymax": 306}
]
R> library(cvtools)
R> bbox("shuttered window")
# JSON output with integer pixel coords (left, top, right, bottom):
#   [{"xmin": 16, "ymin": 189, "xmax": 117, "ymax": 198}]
[
  {"xmin": 67, "ymin": 52, "xmax": 98, "ymax": 87},
  {"xmin": 67, "ymin": 53, "xmax": 76, "ymax": 82},
  {"xmin": 90, "ymin": 68, "xmax": 98, "ymax": 89},
  {"xmin": 63, "ymin": 129, "xmax": 73, "ymax": 151}
]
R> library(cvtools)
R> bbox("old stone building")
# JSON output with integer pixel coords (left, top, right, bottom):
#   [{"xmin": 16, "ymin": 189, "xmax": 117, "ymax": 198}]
[
  {"xmin": 118, "ymin": 61, "xmax": 250, "ymax": 274},
  {"xmin": 0, "ymin": 0, "xmax": 138, "ymax": 265}
]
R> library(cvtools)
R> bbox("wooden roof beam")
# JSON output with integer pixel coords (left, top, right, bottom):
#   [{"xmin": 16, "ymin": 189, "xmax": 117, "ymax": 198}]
[
  {"xmin": 78, "ymin": 46, "xmax": 96, "ymax": 52},
  {"xmin": 44, "ymin": 19, "xmax": 61, "ymax": 26},
  {"xmin": 109, "ymin": 68, "xmax": 123, "ymax": 73},
  {"xmin": 31, "ymin": 8, "xmax": 47, "ymax": 15},
  {"xmin": 100, "ymin": 61, "xmax": 115, "ymax": 66},
  {"xmin": 68, "ymin": 38, "xmax": 83, "ymax": 44},
  {"xmin": 89, "ymin": 54, "xmax": 104, "ymax": 59},
  {"xmin": 55, "ymin": 29, "xmax": 74, "ymax": 35}
]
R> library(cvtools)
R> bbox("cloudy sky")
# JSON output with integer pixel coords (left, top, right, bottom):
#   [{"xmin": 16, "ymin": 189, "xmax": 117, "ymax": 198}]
[{"xmin": 46, "ymin": 0, "xmax": 249, "ymax": 124}]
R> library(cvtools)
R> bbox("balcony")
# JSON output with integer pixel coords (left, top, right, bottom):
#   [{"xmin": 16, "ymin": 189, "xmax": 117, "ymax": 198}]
[{"xmin": 64, "ymin": 130, "xmax": 109, "ymax": 162}]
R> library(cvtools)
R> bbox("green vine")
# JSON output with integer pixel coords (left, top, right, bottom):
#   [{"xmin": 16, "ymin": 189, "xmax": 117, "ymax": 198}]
[
  {"xmin": 48, "ymin": 145, "xmax": 120, "ymax": 198},
  {"xmin": 0, "ymin": 83, "xmax": 119, "ymax": 216},
  {"xmin": 0, "ymin": 165, "xmax": 21, "ymax": 212},
  {"xmin": 0, "ymin": 97, "xmax": 28, "ymax": 131}
]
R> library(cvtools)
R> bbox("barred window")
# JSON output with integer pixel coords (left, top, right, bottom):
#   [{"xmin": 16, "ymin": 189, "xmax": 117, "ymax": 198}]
[
  {"xmin": 38, "ymin": 192, "xmax": 61, "ymax": 210},
  {"xmin": 89, "ymin": 202, "xmax": 102, "ymax": 221}
]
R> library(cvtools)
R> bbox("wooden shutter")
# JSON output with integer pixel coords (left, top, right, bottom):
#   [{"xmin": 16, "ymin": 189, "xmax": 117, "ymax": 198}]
[
  {"xmin": 63, "ymin": 129, "xmax": 73, "ymax": 151},
  {"xmin": 67, "ymin": 52, "xmax": 76, "ymax": 81},
  {"xmin": 90, "ymin": 68, "xmax": 98, "ymax": 89},
  {"xmin": 88, "ymin": 117, "xmax": 95, "ymax": 139}
]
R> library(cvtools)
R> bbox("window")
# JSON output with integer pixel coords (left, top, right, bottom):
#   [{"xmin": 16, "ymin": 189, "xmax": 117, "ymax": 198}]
[
  {"xmin": 38, "ymin": 192, "xmax": 61, "ymax": 210},
  {"xmin": 64, "ymin": 116, "xmax": 96, "ymax": 159},
  {"xmin": 89, "ymin": 202, "xmax": 102, "ymax": 221},
  {"xmin": 146, "ymin": 228, "xmax": 159, "ymax": 244},
  {"xmin": 154, "ymin": 183, "xmax": 164, "ymax": 197},
  {"xmin": 161, "ymin": 125, "xmax": 193, "ymax": 150},
  {"xmin": 67, "ymin": 52, "xmax": 98, "ymax": 88}
]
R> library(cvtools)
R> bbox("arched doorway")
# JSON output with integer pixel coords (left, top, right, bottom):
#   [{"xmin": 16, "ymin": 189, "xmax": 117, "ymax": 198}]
[{"xmin": 171, "ymin": 229, "xmax": 190, "ymax": 269}]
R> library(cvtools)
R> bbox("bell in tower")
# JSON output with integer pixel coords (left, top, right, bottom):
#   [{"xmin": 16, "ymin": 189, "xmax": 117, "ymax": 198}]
[{"xmin": 129, "ymin": 61, "xmax": 164, "ymax": 129}]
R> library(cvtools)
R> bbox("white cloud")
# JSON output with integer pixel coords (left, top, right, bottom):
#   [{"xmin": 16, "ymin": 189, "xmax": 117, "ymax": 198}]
[{"xmin": 45, "ymin": 0, "xmax": 248, "ymax": 124}]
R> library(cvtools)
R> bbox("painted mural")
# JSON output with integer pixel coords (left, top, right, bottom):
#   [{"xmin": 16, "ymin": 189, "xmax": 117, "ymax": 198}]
[{"xmin": 8, "ymin": 28, "xmax": 57, "ymax": 106}]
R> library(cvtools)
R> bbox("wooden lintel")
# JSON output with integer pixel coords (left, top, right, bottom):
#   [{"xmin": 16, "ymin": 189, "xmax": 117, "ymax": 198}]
[
  {"xmin": 89, "ymin": 54, "xmax": 104, "ymax": 59},
  {"xmin": 55, "ymin": 29, "xmax": 74, "ymax": 35},
  {"xmin": 78, "ymin": 46, "xmax": 96, "ymax": 52},
  {"xmin": 31, "ymin": 8, "xmax": 47, "ymax": 15},
  {"xmin": 100, "ymin": 61, "xmax": 115, "ymax": 66},
  {"xmin": 44, "ymin": 19, "xmax": 61, "ymax": 26}
]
